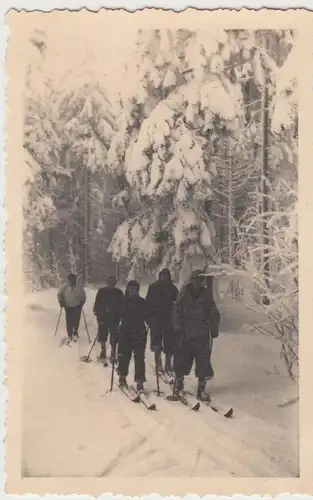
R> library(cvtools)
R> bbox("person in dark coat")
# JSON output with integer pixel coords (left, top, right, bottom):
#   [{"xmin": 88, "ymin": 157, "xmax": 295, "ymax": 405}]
[
  {"xmin": 172, "ymin": 269, "xmax": 217, "ymax": 400},
  {"xmin": 93, "ymin": 276, "xmax": 124, "ymax": 363},
  {"xmin": 146, "ymin": 268, "xmax": 178, "ymax": 374},
  {"xmin": 117, "ymin": 280, "xmax": 151, "ymax": 392},
  {"xmin": 57, "ymin": 274, "xmax": 86, "ymax": 344}
]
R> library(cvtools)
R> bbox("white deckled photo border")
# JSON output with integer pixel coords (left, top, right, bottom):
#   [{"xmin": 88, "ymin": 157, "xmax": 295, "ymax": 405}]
[{"xmin": 2, "ymin": 2, "xmax": 313, "ymax": 499}]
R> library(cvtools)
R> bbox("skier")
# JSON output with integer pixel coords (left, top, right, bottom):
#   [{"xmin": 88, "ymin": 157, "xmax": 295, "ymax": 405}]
[
  {"xmin": 93, "ymin": 276, "xmax": 124, "ymax": 363},
  {"xmin": 57, "ymin": 273, "xmax": 86, "ymax": 344},
  {"xmin": 146, "ymin": 268, "xmax": 178, "ymax": 374},
  {"xmin": 117, "ymin": 280, "xmax": 151, "ymax": 393},
  {"xmin": 172, "ymin": 269, "xmax": 216, "ymax": 401}
]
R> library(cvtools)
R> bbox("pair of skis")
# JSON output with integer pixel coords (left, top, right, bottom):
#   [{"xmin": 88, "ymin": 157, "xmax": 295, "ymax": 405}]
[
  {"xmin": 100, "ymin": 357, "xmax": 233, "ymax": 418},
  {"xmin": 158, "ymin": 370, "xmax": 233, "ymax": 418},
  {"xmin": 98, "ymin": 356, "xmax": 156, "ymax": 410},
  {"xmin": 157, "ymin": 370, "xmax": 200, "ymax": 411},
  {"xmin": 117, "ymin": 383, "xmax": 156, "ymax": 410}
]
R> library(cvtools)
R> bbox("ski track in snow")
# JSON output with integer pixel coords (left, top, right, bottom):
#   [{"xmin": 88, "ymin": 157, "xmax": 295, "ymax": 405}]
[{"xmin": 22, "ymin": 288, "xmax": 299, "ymax": 478}]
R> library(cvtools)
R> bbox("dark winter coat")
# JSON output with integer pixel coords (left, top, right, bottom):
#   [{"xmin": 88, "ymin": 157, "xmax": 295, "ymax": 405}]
[
  {"xmin": 119, "ymin": 296, "xmax": 151, "ymax": 346},
  {"xmin": 93, "ymin": 286, "xmax": 124, "ymax": 322},
  {"xmin": 204, "ymin": 277, "xmax": 221, "ymax": 338},
  {"xmin": 146, "ymin": 280, "xmax": 178, "ymax": 323},
  {"xmin": 172, "ymin": 283, "xmax": 217, "ymax": 340}
]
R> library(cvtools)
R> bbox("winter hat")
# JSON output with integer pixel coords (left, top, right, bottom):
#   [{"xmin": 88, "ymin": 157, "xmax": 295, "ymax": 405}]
[
  {"xmin": 125, "ymin": 280, "xmax": 140, "ymax": 297},
  {"xmin": 107, "ymin": 276, "xmax": 117, "ymax": 286},
  {"xmin": 68, "ymin": 273, "xmax": 77, "ymax": 284},
  {"xmin": 159, "ymin": 268, "xmax": 171, "ymax": 281}
]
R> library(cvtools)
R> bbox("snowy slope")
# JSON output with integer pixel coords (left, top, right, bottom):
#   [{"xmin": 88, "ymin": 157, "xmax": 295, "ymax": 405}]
[{"xmin": 22, "ymin": 286, "xmax": 299, "ymax": 478}]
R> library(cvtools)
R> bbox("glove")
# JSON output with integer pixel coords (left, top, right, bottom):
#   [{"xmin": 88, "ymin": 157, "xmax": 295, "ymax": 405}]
[{"xmin": 211, "ymin": 329, "xmax": 219, "ymax": 339}]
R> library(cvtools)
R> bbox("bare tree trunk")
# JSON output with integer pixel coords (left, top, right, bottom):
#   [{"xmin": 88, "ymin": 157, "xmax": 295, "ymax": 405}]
[
  {"xmin": 224, "ymin": 137, "xmax": 233, "ymax": 266},
  {"xmin": 261, "ymin": 50, "xmax": 271, "ymax": 305},
  {"xmin": 228, "ymin": 155, "xmax": 233, "ymax": 265}
]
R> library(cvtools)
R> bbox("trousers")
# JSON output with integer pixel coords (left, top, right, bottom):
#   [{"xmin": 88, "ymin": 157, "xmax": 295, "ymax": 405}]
[
  {"xmin": 65, "ymin": 306, "xmax": 82, "ymax": 339},
  {"xmin": 118, "ymin": 340, "xmax": 146, "ymax": 383},
  {"xmin": 174, "ymin": 334, "xmax": 213, "ymax": 380},
  {"xmin": 97, "ymin": 318, "xmax": 119, "ymax": 350},
  {"xmin": 150, "ymin": 319, "xmax": 175, "ymax": 355}
]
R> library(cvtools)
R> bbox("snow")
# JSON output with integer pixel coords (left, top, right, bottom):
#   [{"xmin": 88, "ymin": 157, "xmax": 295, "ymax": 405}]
[{"xmin": 22, "ymin": 284, "xmax": 298, "ymax": 478}]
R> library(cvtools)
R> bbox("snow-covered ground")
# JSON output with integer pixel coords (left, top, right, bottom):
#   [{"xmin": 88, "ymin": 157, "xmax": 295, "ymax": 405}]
[{"xmin": 22, "ymin": 285, "xmax": 299, "ymax": 478}]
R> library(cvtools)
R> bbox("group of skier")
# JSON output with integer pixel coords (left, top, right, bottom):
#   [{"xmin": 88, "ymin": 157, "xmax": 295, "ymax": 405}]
[{"xmin": 57, "ymin": 268, "xmax": 220, "ymax": 401}]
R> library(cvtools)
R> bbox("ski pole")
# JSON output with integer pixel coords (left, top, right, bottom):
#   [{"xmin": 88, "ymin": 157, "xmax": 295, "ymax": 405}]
[
  {"xmin": 171, "ymin": 375, "xmax": 177, "ymax": 397},
  {"xmin": 82, "ymin": 309, "xmax": 91, "ymax": 343},
  {"xmin": 81, "ymin": 334, "xmax": 98, "ymax": 362},
  {"xmin": 109, "ymin": 342, "xmax": 117, "ymax": 392},
  {"xmin": 54, "ymin": 308, "xmax": 63, "ymax": 337},
  {"xmin": 154, "ymin": 352, "xmax": 161, "ymax": 396}
]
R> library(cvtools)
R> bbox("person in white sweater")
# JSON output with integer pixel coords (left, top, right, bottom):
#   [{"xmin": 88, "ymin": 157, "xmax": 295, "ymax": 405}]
[{"xmin": 57, "ymin": 274, "xmax": 86, "ymax": 343}]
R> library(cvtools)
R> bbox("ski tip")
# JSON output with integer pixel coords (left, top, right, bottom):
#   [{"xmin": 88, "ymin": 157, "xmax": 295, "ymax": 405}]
[
  {"xmin": 148, "ymin": 404, "xmax": 157, "ymax": 411},
  {"xmin": 224, "ymin": 408, "xmax": 234, "ymax": 418},
  {"xmin": 192, "ymin": 402, "xmax": 201, "ymax": 411}
]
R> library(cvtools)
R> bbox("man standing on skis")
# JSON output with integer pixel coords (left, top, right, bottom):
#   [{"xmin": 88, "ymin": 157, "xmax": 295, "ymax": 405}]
[
  {"xmin": 146, "ymin": 268, "xmax": 178, "ymax": 375},
  {"xmin": 117, "ymin": 280, "xmax": 151, "ymax": 393},
  {"xmin": 57, "ymin": 273, "xmax": 86, "ymax": 344},
  {"xmin": 172, "ymin": 269, "xmax": 216, "ymax": 401},
  {"xmin": 93, "ymin": 276, "xmax": 124, "ymax": 363}
]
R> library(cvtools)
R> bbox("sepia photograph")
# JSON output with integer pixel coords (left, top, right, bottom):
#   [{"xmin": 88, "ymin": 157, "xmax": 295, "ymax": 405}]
[{"xmin": 4, "ymin": 7, "xmax": 307, "ymax": 496}]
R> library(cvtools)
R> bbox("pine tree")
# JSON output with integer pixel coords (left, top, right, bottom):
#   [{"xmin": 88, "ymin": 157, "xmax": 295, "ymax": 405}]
[
  {"xmin": 107, "ymin": 29, "xmax": 294, "ymax": 284},
  {"xmin": 23, "ymin": 32, "xmax": 119, "ymax": 287}
]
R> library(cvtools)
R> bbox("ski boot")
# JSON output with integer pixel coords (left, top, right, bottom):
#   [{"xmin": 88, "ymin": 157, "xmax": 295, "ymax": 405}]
[
  {"xmin": 174, "ymin": 377, "xmax": 184, "ymax": 396},
  {"xmin": 99, "ymin": 346, "xmax": 108, "ymax": 366},
  {"xmin": 197, "ymin": 379, "xmax": 211, "ymax": 402},
  {"xmin": 73, "ymin": 331, "xmax": 79, "ymax": 342},
  {"xmin": 66, "ymin": 336, "xmax": 72, "ymax": 346},
  {"xmin": 118, "ymin": 375, "xmax": 128, "ymax": 388},
  {"xmin": 136, "ymin": 381, "xmax": 144, "ymax": 393},
  {"xmin": 99, "ymin": 346, "xmax": 106, "ymax": 360}
]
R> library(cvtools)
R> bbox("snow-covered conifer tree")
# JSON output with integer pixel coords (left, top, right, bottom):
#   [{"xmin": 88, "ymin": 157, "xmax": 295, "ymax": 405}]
[{"xmin": 108, "ymin": 29, "xmax": 295, "ymax": 284}]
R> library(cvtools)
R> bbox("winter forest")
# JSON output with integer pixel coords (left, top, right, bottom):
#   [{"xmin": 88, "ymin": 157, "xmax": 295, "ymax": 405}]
[
  {"xmin": 24, "ymin": 26, "xmax": 298, "ymax": 371},
  {"xmin": 20, "ymin": 23, "xmax": 299, "ymax": 477}
]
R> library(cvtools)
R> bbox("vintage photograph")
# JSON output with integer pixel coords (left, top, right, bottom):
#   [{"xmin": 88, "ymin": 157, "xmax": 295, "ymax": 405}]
[{"xmin": 5, "ymin": 9, "xmax": 302, "ymax": 491}]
